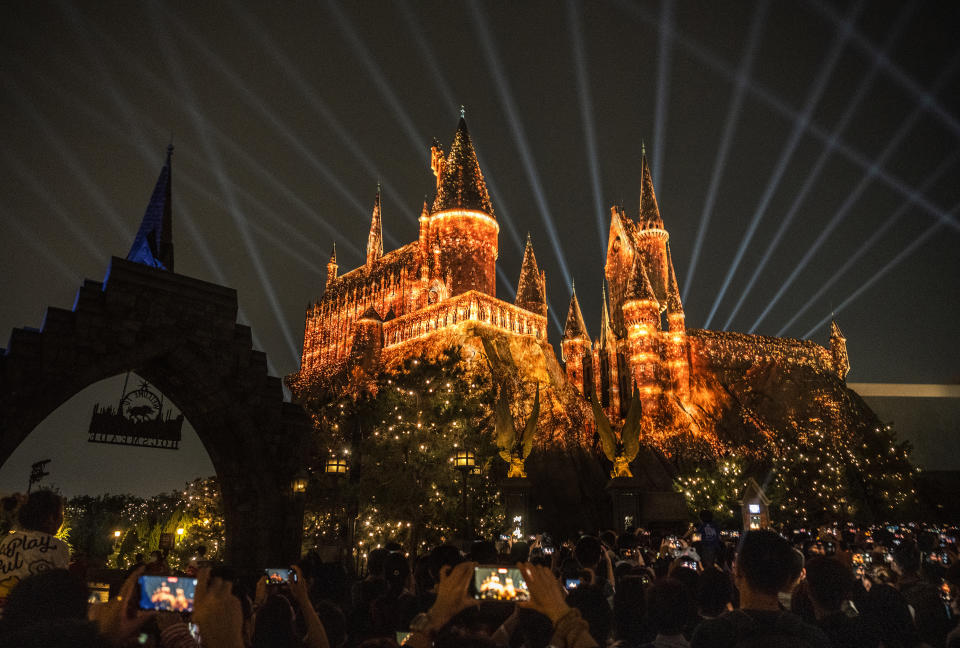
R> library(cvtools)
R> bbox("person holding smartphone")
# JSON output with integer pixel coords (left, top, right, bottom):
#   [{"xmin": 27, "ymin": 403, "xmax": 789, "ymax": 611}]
[
  {"xmin": 251, "ymin": 565, "xmax": 330, "ymax": 648},
  {"xmin": 403, "ymin": 561, "xmax": 598, "ymax": 648}
]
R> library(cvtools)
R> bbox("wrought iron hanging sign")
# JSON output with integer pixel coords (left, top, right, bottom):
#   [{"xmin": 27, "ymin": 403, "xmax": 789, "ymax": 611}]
[{"xmin": 88, "ymin": 374, "xmax": 183, "ymax": 449}]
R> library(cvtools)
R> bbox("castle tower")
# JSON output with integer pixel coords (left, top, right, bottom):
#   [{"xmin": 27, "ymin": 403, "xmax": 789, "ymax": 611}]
[
  {"xmin": 632, "ymin": 146, "xmax": 670, "ymax": 306},
  {"xmin": 326, "ymin": 243, "xmax": 338, "ymax": 287},
  {"xmin": 424, "ymin": 113, "xmax": 499, "ymax": 297},
  {"xmin": 664, "ymin": 243, "xmax": 689, "ymax": 399},
  {"xmin": 562, "ymin": 283, "xmax": 591, "ymax": 396},
  {"xmin": 127, "ymin": 144, "xmax": 175, "ymax": 271},
  {"xmin": 366, "ymin": 185, "xmax": 383, "ymax": 266},
  {"xmin": 516, "ymin": 234, "xmax": 548, "ymax": 318},
  {"xmin": 830, "ymin": 319, "xmax": 850, "ymax": 381},
  {"xmin": 622, "ymin": 256, "xmax": 661, "ymax": 411},
  {"xmin": 595, "ymin": 283, "xmax": 622, "ymax": 419}
]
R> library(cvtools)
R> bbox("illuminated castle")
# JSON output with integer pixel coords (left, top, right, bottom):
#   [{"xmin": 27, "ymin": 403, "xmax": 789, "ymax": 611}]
[
  {"xmin": 291, "ymin": 115, "xmax": 853, "ymax": 454},
  {"xmin": 294, "ymin": 115, "xmax": 549, "ymax": 380},
  {"xmin": 560, "ymin": 148, "xmax": 851, "ymax": 440}
]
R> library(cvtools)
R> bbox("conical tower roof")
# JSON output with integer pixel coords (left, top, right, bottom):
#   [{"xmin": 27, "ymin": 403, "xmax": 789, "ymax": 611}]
[
  {"xmin": 366, "ymin": 185, "xmax": 383, "ymax": 265},
  {"xmin": 563, "ymin": 283, "xmax": 589, "ymax": 340},
  {"xmin": 432, "ymin": 115, "xmax": 494, "ymax": 216},
  {"xmin": 625, "ymin": 255, "xmax": 659, "ymax": 305},
  {"xmin": 328, "ymin": 242, "xmax": 337, "ymax": 265},
  {"xmin": 516, "ymin": 234, "xmax": 546, "ymax": 306},
  {"xmin": 127, "ymin": 145, "xmax": 174, "ymax": 270},
  {"xmin": 638, "ymin": 145, "xmax": 663, "ymax": 229},
  {"xmin": 665, "ymin": 243, "xmax": 683, "ymax": 314},
  {"xmin": 830, "ymin": 319, "xmax": 845, "ymax": 339}
]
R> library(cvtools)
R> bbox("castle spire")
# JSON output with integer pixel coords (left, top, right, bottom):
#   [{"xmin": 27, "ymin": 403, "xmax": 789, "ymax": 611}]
[
  {"xmin": 326, "ymin": 242, "xmax": 338, "ymax": 285},
  {"xmin": 431, "ymin": 114, "xmax": 494, "ymax": 216},
  {"xmin": 625, "ymin": 256, "xmax": 658, "ymax": 306},
  {"xmin": 515, "ymin": 234, "xmax": 547, "ymax": 317},
  {"xmin": 127, "ymin": 144, "xmax": 174, "ymax": 271},
  {"xmin": 638, "ymin": 146, "xmax": 663, "ymax": 229},
  {"xmin": 599, "ymin": 282, "xmax": 615, "ymax": 349},
  {"xmin": 829, "ymin": 317, "xmax": 850, "ymax": 381},
  {"xmin": 665, "ymin": 242, "xmax": 683, "ymax": 314},
  {"xmin": 366, "ymin": 185, "xmax": 383, "ymax": 266},
  {"xmin": 563, "ymin": 282, "xmax": 589, "ymax": 340}
]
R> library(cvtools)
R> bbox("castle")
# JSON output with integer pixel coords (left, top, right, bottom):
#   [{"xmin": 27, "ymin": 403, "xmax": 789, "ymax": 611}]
[{"xmin": 290, "ymin": 115, "xmax": 852, "ymax": 448}]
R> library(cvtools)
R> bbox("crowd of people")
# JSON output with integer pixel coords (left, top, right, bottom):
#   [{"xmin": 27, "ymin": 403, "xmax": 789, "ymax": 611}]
[{"xmin": 0, "ymin": 491, "xmax": 958, "ymax": 648}]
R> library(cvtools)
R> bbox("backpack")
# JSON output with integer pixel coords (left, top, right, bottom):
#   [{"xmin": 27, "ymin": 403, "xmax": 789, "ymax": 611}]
[{"xmin": 722, "ymin": 610, "xmax": 824, "ymax": 648}]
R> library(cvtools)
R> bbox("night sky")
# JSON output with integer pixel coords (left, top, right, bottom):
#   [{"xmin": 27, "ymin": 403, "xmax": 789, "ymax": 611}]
[{"xmin": 2, "ymin": 1, "xmax": 959, "ymax": 496}]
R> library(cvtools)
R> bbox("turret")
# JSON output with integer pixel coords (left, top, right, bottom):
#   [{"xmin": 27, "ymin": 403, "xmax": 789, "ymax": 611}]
[
  {"xmin": 622, "ymin": 256, "xmax": 661, "ymax": 408},
  {"xmin": 423, "ymin": 111, "xmax": 499, "ymax": 297},
  {"xmin": 632, "ymin": 146, "xmax": 669, "ymax": 307},
  {"xmin": 349, "ymin": 306, "xmax": 384, "ymax": 374},
  {"xmin": 830, "ymin": 319, "xmax": 850, "ymax": 381},
  {"xmin": 664, "ymin": 244, "xmax": 689, "ymax": 399},
  {"xmin": 326, "ymin": 243, "xmax": 338, "ymax": 286},
  {"xmin": 596, "ymin": 283, "xmax": 621, "ymax": 417},
  {"xmin": 561, "ymin": 283, "xmax": 591, "ymax": 395},
  {"xmin": 366, "ymin": 186, "xmax": 383, "ymax": 266},
  {"xmin": 516, "ymin": 234, "xmax": 547, "ymax": 318}
]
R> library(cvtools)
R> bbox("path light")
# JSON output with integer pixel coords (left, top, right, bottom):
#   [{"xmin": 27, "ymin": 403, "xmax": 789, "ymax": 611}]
[{"xmin": 292, "ymin": 470, "xmax": 309, "ymax": 494}]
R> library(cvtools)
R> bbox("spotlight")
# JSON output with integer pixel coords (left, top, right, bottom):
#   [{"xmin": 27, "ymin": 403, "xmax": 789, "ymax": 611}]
[
  {"xmin": 752, "ymin": 55, "xmax": 959, "ymax": 333},
  {"xmin": 702, "ymin": 0, "xmax": 863, "ymax": 330},
  {"xmin": 684, "ymin": 0, "xmax": 767, "ymax": 299}
]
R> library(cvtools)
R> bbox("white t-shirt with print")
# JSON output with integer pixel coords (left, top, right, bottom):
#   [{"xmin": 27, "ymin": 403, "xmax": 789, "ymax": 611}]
[{"xmin": 0, "ymin": 528, "xmax": 71, "ymax": 608}]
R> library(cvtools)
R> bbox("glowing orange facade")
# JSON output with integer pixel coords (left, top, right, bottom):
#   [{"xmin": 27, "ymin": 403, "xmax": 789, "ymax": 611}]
[
  {"xmin": 561, "ymin": 148, "xmax": 852, "ymax": 430},
  {"xmin": 297, "ymin": 117, "xmax": 548, "ymax": 377}
]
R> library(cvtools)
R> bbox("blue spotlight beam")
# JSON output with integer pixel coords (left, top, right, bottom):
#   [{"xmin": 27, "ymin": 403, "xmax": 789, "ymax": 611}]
[
  {"xmin": 15, "ymin": 39, "xmax": 369, "ymax": 265},
  {"xmin": 809, "ymin": 0, "xmax": 960, "ymax": 142},
  {"xmin": 61, "ymin": 3, "xmax": 369, "ymax": 256},
  {"xmin": 750, "ymin": 52, "xmax": 960, "ymax": 333},
  {"xmin": 230, "ymin": 4, "xmax": 413, "ymax": 224},
  {"xmin": 156, "ymin": 5, "xmax": 369, "ymax": 219},
  {"xmin": 721, "ymin": 2, "xmax": 916, "ymax": 330},
  {"xmin": 566, "ymin": 0, "xmax": 608, "ymax": 258},
  {"xmin": 778, "ymin": 152, "xmax": 958, "ymax": 337},
  {"xmin": 394, "ymin": 0, "xmax": 524, "ymax": 255},
  {"xmin": 801, "ymin": 200, "xmax": 960, "ymax": 341},
  {"xmin": 683, "ymin": 0, "xmax": 767, "ymax": 299},
  {"xmin": 702, "ymin": 0, "xmax": 865, "ymax": 329},
  {"xmin": 468, "ymin": 0, "xmax": 573, "ymax": 288},
  {"xmin": 2, "ymin": 208, "xmax": 80, "ymax": 283},
  {"xmin": 2, "ymin": 77, "xmax": 132, "ymax": 241},
  {"xmin": 652, "ymin": 0, "xmax": 675, "ymax": 190},
  {"xmin": 324, "ymin": 0, "xmax": 428, "ymax": 164},
  {"xmin": 1, "ymin": 151, "xmax": 107, "ymax": 262},
  {"xmin": 150, "ymin": 4, "xmax": 300, "ymax": 365},
  {"xmin": 613, "ymin": 0, "xmax": 960, "ymax": 234}
]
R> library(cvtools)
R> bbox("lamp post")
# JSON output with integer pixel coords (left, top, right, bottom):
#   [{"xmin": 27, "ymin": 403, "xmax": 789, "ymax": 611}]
[
  {"xmin": 292, "ymin": 470, "xmax": 309, "ymax": 494},
  {"xmin": 453, "ymin": 449, "xmax": 476, "ymax": 539}
]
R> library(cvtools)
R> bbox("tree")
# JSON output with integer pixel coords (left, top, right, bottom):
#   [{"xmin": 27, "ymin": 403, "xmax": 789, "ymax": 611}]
[{"xmin": 303, "ymin": 347, "xmax": 505, "ymax": 554}]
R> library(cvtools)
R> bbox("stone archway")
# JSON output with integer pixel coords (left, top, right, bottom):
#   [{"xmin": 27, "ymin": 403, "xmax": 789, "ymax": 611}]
[{"xmin": 0, "ymin": 257, "xmax": 311, "ymax": 567}]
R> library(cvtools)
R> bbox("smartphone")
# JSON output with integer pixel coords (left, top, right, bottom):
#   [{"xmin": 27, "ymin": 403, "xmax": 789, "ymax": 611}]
[
  {"xmin": 473, "ymin": 565, "xmax": 529, "ymax": 601},
  {"xmin": 679, "ymin": 559, "xmax": 698, "ymax": 571},
  {"xmin": 542, "ymin": 546, "xmax": 554, "ymax": 555},
  {"xmin": 691, "ymin": 533, "xmax": 702, "ymax": 543},
  {"xmin": 565, "ymin": 577, "xmax": 581, "ymax": 590},
  {"xmin": 396, "ymin": 631, "xmax": 413, "ymax": 645},
  {"xmin": 265, "ymin": 568, "xmax": 296, "ymax": 584},
  {"xmin": 138, "ymin": 575, "xmax": 197, "ymax": 612},
  {"xmin": 942, "ymin": 581, "xmax": 952, "ymax": 603}
]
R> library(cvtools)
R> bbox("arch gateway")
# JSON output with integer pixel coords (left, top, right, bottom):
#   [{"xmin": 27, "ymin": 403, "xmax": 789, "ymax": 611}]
[{"xmin": 0, "ymin": 149, "xmax": 311, "ymax": 567}]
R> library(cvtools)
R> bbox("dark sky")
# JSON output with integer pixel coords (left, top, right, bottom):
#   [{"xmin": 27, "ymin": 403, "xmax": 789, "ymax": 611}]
[{"xmin": 2, "ymin": 0, "xmax": 959, "ymax": 496}]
